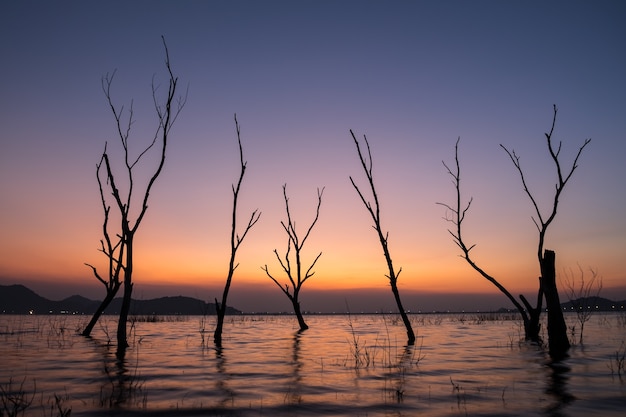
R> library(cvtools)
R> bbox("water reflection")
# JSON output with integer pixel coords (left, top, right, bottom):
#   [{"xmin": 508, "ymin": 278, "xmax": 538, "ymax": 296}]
[
  {"xmin": 2, "ymin": 314, "xmax": 624, "ymax": 417},
  {"xmin": 544, "ymin": 360, "xmax": 575, "ymax": 417},
  {"xmin": 286, "ymin": 331, "xmax": 303, "ymax": 404},
  {"xmin": 96, "ymin": 342, "xmax": 146, "ymax": 409},
  {"xmin": 214, "ymin": 345, "xmax": 236, "ymax": 407},
  {"xmin": 400, "ymin": 346, "xmax": 413, "ymax": 401},
  {"xmin": 383, "ymin": 344, "xmax": 414, "ymax": 403}
]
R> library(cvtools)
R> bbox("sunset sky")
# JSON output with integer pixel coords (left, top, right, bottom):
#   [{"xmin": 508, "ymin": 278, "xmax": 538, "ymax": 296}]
[{"xmin": 1, "ymin": 1, "xmax": 625, "ymax": 313}]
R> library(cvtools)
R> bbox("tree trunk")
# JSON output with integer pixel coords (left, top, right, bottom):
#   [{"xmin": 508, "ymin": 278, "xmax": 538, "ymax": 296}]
[
  {"xmin": 214, "ymin": 300, "xmax": 225, "ymax": 346},
  {"xmin": 215, "ymin": 270, "xmax": 234, "ymax": 346},
  {"xmin": 82, "ymin": 286, "xmax": 119, "ymax": 337},
  {"xmin": 116, "ymin": 234, "xmax": 133, "ymax": 358},
  {"xmin": 116, "ymin": 279, "xmax": 132, "ymax": 358},
  {"xmin": 541, "ymin": 249, "xmax": 570, "ymax": 361},
  {"xmin": 526, "ymin": 308, "xmax": 542, "ymax": 342},
  {"xmin": 292, "ymin": 298, "xmax": 309, "ymax": 332},
  {"xmin": 390, "ymin": 281, "xmax": 415, "ymax": 345},
  {"xmin": 519, "ymin": 288, "xmax": 543, "ymax": 343}
]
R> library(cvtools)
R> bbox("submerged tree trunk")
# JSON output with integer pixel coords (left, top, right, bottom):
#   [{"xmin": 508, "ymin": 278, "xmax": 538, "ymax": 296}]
[
  {"xmin": 116, "ymin": 280, "xmax": 132, "ymax": 357},
  {"xmin": 541, "ymin": 249, "xmax": 570, "ymax": 360},
  {"xmin": 526, "ymin": 307, "xmax": 542, "ymax": 342},
  {"xmin": 519, "ymin": 284, "xmax": 543, "ymax": 343},
  {"xmin": 291, "ymin": 295, "xmax": 309, "ymax": 332},
  {"xmin": 214, "ymin": 309, "xmax": 224, "ymax": 345},
  {"xmin": 116, "ymin": 234, "xmax": 133, "ymax": 358},
  {"xmin": 214, "ymin": 291, "xmax": 229, "ymax": 346},
  {"xmin": 390, "ymin": 281, "xmax": 415, "ymax": 345}
]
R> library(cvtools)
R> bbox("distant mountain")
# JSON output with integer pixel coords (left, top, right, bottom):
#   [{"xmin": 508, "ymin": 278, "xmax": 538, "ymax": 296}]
[
  {"xmin": 559, "ymin": 296, "xmax": 625, "ymax": 312},
  {"xmin": 2, "ymin": 284, "xmax": 624, "ymax": 315},
  {"xmin": 0, "ymin": 284, "xmax": 240, "ymax": 315}
]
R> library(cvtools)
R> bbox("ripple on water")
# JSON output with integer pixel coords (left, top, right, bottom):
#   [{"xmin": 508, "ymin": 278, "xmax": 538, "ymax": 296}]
[{"xmin": 1, "ymin": 313, "xmax": 625, "ymax": 417}]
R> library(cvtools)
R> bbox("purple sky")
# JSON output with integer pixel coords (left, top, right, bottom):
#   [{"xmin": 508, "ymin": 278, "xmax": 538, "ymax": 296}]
[{"xmin": 1, "ymin": 1, "xmax": 625, "ymax": 313}]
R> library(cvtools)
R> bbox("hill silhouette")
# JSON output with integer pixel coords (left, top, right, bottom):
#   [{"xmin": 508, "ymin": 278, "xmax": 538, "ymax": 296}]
[
  {"xmin": 2, "ymin": 284, "xmax": 624, "ymax": 315},
  {"xmin": 0, "ymin": 284, "xmax": 240, "ymax": 315},
  {"xmin": 559, "ymin": 296, "xmax": 625, "ymax": 312}
]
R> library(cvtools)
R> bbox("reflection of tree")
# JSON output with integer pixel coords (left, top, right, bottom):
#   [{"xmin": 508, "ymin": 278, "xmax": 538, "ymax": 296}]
[
  {"xmin": 98, "ymin": 341, "xmax": 146, "ymax": 408},
  {"xmin": 544, "ymin": 361, "xmax": 575, "ymax": 417},
  {"xmin": 285, "ymin": 332, "xmax": 304, "ymax": 404},
  {"xmin": 383, "ymin": 344, "xmax": 414, "ymax": 403},
  {"xmin": 214, "ymin": 346, "xmax": 236, "ymax": 407}
]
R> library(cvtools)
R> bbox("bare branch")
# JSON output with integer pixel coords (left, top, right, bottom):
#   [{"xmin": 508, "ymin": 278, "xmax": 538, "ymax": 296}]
[
  {"xmin": 349, "ymin": 130, "xmax": 382, "ymax": 227},
  {"xmin": 274, "ymin": 246, "xmax": 292, "ymax": 277},
  {"xmin": 437, "ymin": 137, "xmax": 529, "ymax": 322},
  {"xmin": 500, "ymin": 145, "xmax": 543, "ymax": 233},
  {"xmin": 84, "ymin": 263, "xmax": 107, "ymax": 286},
  {"xmin": 302, "ymin": 251, "xmax": 323, "ymax": 283},
  {"xmin": 501, "ymin": 104, "xmax": 591, "ymax": 262},
  {"xmin": 134, "ymin": 38, "xmax": 186, "ymax": 231},
  {"xmin": 229, "ymin": 114, "xmax": 262, "ymax": 252},
  {"xmin": 261, "ymin": 264, "xmax": 293, "ymax": 299},
  {"xmin": 301, "ymin": 186, "xmax": 325, "ymax": 246}
]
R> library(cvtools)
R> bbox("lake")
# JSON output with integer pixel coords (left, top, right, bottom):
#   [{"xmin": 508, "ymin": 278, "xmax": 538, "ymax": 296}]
[{"xmin": 1, "ymin": 312, "xmax": 625, "ymax": 416}]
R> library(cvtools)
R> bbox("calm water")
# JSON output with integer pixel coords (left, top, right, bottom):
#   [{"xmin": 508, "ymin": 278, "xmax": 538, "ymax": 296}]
[{"xmin": 1, "ymin": 313, "xmax": 625, "ymax": 416}]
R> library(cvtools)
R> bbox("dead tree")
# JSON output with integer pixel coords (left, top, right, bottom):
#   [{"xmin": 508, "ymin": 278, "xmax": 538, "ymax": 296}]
[
  {"xmin": 562, "ymin": 265, "xmax": 602, "ymax": 345},
  {"xmin": 440, "ymin": 105, "xmax": 590, "ymax": 360},
  {"xmin": 349, "ymin": 130, "xmax": 416, "ymax": 345},
  {"xmin": 439, "ymin": 138, "xmax": 541, "ymax": 340},
  {"xmin": 91, "ymin": 37, "xmax": 186, "ymax": 358},
  {"xmin": 262, "ymin": 184, "xmax": 324, "ymax": 331},
  {"xmin": 213, "ymin": 115, "xmax": 261, "ymax": 346}
]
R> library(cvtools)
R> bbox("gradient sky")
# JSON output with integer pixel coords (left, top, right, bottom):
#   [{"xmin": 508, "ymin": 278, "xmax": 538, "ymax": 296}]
[{"xmin": 1, "ymin": 0, "xmax": 625, "ymax": 313}]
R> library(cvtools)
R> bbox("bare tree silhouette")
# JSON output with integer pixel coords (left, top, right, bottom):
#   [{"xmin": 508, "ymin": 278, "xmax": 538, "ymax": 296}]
[
  {"xmin": 439, "ymin": 105, "xmax": 590, "ymax": 360},
  {"xmin": 262, "ymin": 184, "xmax": 324, "ymax": 331},
  {"xmin": 562, "ymin": 265, "xmax": 602, "ymax": 345},
  {"xmin": 349, "ymin": 130, "xmax": 416, "ymax": 345},
  {"xmin": 213, "ymin": 115, "xmax": 261, "ymax": 346},
  {"xmin": 85, "ymin": 37, "xmax": 186, "ymax": 357}
]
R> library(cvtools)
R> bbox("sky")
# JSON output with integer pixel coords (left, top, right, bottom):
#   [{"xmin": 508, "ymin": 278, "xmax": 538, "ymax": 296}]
[{"xmin": 1, "ymin": 0, "xmax": 625, "ymax": 313}]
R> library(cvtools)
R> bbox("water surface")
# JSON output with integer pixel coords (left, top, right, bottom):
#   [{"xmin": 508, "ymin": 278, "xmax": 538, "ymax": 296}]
[{"xmin": 1, "ymin": 313, "xmax": 624, "ymax": 416}]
